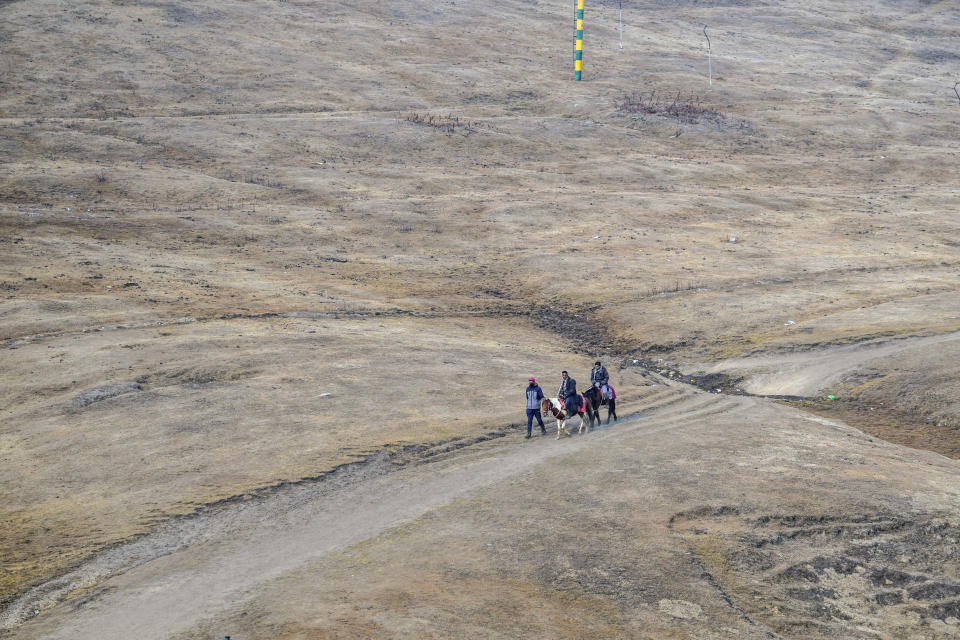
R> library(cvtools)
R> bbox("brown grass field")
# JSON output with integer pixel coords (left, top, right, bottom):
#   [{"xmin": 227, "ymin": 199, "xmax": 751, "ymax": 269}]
[{"xmin": 2, "ymin": 0, "xmax": 960, "ymax": 637}]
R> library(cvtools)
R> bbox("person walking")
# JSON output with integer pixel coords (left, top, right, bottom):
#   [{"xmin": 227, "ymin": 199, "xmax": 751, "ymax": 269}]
[
  {"xmin": 525, "ymin": 377, "xmax": 546, "ymax": 438},
  {"xmin": 557, "ymin": 370, "xmax": 578, "ymax": 413},
  {"xmin": 591, "ymin": 360, "xmax": 610, "ymax": 403}
]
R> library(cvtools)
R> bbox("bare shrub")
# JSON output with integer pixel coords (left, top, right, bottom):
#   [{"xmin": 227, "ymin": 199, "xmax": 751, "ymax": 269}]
[
  {"xmin": 616, "ymin": 90, "xmax": 724, "ymax": 125},
  {"xmin": 644, "ymin": 280, "xmax": 702, "ymax": 297},
  {"xmin": 244, "ymin": 175, "xmax": 284, "ymax": 189},
  {"xmin": 403, "ymin": 113, "xmax": 481, "ymax": 136}
]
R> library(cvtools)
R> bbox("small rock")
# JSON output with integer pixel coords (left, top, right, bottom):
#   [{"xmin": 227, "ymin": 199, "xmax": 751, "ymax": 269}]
[
  {"xmin": 659, "ymin": 599, "xmax": 702, "ymax": 620},
  {"xmin": 74, "ymin": 382, "xmax": 143, "ymax": 408}
]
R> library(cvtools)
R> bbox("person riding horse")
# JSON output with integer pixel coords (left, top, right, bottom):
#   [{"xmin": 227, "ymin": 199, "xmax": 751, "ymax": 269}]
[
  {"xmin": 591, "ymin": 361, "xmax": 610, "ymax": 405},
  {"xmin": 557, "ymin": 370, "xmax": 579, "ymax": 413}
]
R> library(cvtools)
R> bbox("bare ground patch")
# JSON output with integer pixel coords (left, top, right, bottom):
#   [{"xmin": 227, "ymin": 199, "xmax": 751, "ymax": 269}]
[{"xmin": 672, "ymin": 508, "xmax": 960, "ymax": 638}]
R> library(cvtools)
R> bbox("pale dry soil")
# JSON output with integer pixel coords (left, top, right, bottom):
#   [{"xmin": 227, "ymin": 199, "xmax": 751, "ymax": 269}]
[{"xmin": 2, "ymin": 0, "xmax": 960, "ymax": 637}]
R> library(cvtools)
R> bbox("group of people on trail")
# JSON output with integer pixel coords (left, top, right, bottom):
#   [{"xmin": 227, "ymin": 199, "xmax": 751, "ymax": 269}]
[{"xmin": 524, "ymin": 361, "xmax": 616, "ymax": 438}]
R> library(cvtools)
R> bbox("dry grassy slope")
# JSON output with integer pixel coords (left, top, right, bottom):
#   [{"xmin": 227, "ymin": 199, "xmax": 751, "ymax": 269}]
[
  {"xmin": 1, "ymin": 0, "xmax": 960, "ymax": 615},
  {"xmin": 0, "ymin": 313, "xmax": 628, "ymax": 605}
]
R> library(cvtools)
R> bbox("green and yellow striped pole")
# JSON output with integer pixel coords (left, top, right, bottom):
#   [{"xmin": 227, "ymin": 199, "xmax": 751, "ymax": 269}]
[{"xmin": 574, "ymin": 0, "xmax": 584, "ymax": 80}]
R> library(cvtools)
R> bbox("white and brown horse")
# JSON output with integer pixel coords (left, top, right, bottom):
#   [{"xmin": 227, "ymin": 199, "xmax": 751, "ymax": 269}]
[{"xmin": 540, "ymin": 394, "xmax": 599, "ymax": 439}]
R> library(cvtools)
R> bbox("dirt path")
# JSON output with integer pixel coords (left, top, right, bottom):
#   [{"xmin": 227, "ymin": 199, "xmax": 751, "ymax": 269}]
[
  {"xmin": 697, "ymin": 330, "xmax": 960, "ymax": 397},
  {"xmin": 9, "ymin": 378, "xmax": 960, "ymax": 639},
  {"xmin": 5, "ymin": 382, "xmax": 744, "ymax": 639}
]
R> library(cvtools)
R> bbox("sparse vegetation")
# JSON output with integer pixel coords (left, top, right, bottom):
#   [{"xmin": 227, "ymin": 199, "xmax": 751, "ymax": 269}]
[
  {"xmin": 3, "ymin": 0, "xmax": 960, "ymax": 635},
  {"xmin": 615, "ymin": 90, "xmax": 724, "ymax": 124},
  {"xmin": 642, "ymin": 280, "xmax": 703, "ymax": 298},
  {"xmin": 244, "ymin": 175, "xmax": 285, "ymax": 188},
  {"xmin": 403, "ymin": 112, "xmax": 483, "ymax": 136}
]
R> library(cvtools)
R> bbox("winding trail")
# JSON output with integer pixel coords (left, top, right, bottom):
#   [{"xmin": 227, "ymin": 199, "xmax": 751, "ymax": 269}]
[
  {"xmin": 6, "ymin": 370, "xmax": 960, "ymax": 639},
  {"xmin": 698, "ymin": 329, "xmax": 960, "ymax": 397},
  {"xmin": 5, "ymin": 382, "xmax": 746, "ymax": 639}
]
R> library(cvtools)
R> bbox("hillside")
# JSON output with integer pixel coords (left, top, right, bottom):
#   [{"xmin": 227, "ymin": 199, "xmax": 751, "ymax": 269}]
[{"xmin": 2, "ymin": 0, "xmax": 959, "ymax": 637}]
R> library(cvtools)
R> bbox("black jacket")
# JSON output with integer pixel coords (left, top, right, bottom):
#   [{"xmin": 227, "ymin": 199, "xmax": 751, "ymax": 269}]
[
  {"xmin": 591, "ymin": 366, "xmax": 609, "ymax": 386},
  {"xmin": 558, "ymin": 376, "xmax": 577, "ymax": 398}
]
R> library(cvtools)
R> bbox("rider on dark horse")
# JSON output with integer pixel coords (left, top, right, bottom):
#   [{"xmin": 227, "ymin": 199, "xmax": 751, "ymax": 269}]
[
  {"xmin": 591, "ymin": 361, "xmax": 610, "ymax": 405},
  {"xmin": 557, "ymin": 370, "xmax": 579, "ymax": 413}
]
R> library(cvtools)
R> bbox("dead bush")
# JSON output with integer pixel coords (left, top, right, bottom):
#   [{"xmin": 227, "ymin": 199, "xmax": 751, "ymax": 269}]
[
  {"xmin": 616, "ymin": 90, "xmax": 724, "ymax": 125},
  {"xmin": 403, "ymin": 113, "xmax": 481, "ymax": 136}
]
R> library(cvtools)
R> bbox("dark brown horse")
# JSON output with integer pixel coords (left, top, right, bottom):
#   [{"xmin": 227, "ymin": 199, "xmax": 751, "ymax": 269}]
[
  {"xmin": 581, "ymin": 386, "xmax": 603, "ymax": 428},
  {"xmin": 584, "ymin": 385, "xmax": 618, "ymax": 424}
]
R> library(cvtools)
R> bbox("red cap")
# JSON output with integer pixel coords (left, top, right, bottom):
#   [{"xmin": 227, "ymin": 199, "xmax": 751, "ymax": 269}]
[{"xmin": 529, "ymin": 377, "xmax": 536, "ymax": 381}]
